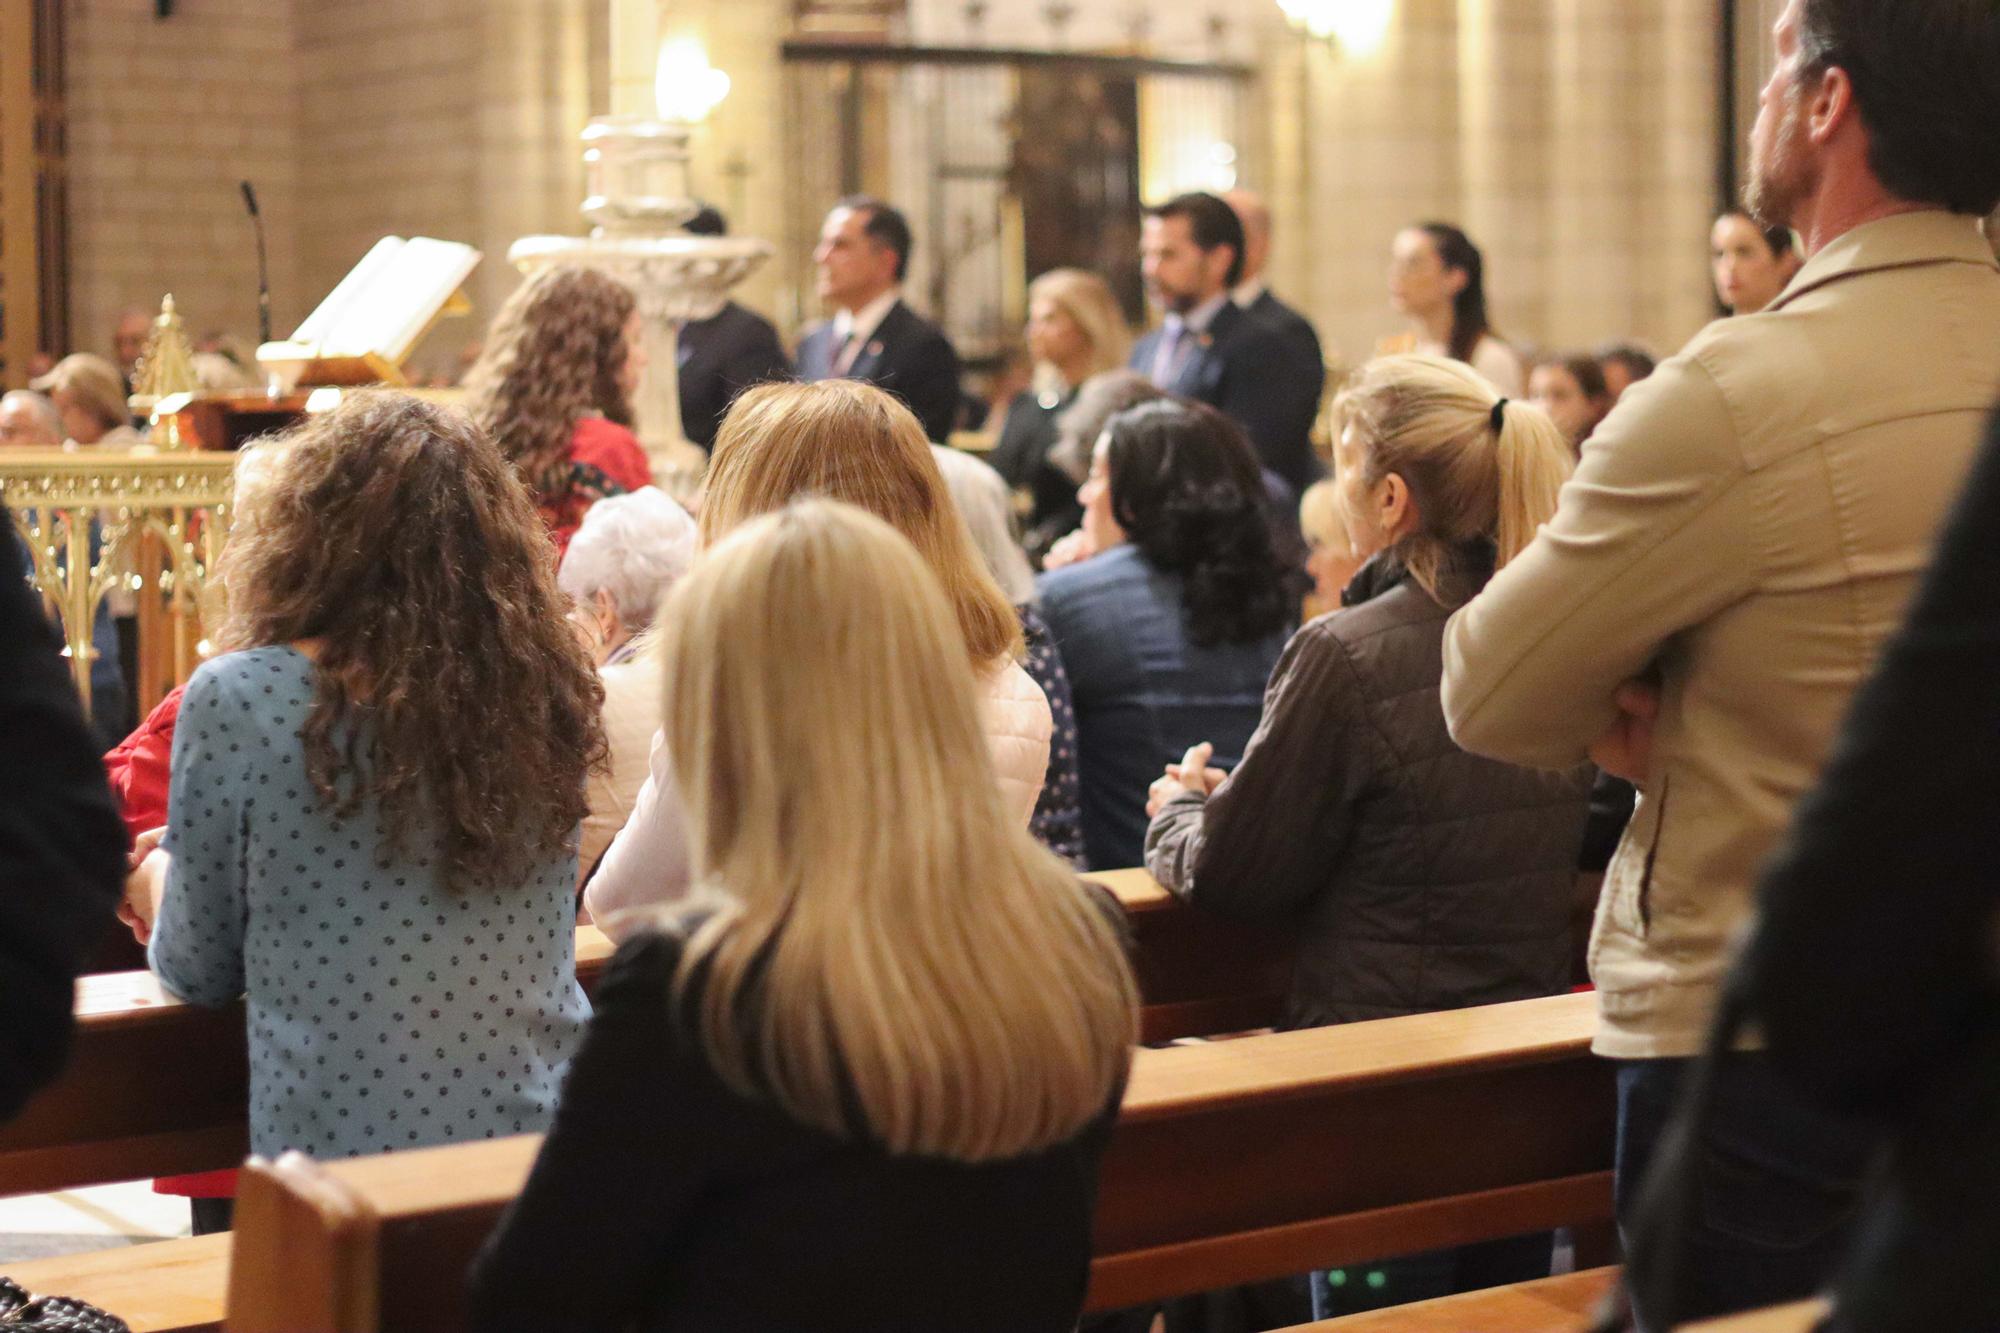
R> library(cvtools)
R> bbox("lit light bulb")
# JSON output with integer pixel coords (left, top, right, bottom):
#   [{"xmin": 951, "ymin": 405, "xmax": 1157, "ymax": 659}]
[
  {"xmin": 1276, "ymin": 0, "xmax": 1394, "ymax": 56},
  {"xmin": 655, "ymin": 38, "xmax": 731, "ymax": 124}
]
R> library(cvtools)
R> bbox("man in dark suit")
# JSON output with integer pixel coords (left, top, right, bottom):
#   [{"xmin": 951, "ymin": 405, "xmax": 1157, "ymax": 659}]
[
  {"xmin": 1225, "ymin": 189, "xmax": 1327, "ymax": 453},
  {"xmin": 1130, "ymin": 192, "xmax": 1321, "ymax": 494},
  {"xmin": 795, "ymin": 196, "xmax": 962, "ymax": 442},
  {"xmin": 677, "ymin": 206, "xmax": 791, "ymax": 450}
]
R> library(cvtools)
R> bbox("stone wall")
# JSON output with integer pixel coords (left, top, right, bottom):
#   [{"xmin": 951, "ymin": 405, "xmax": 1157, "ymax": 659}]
[
  {"xmin": 64, "ymin": 0, "xmax": 606, "ymax": 379},
  {"xmin": 63, "ymin": 0, "xmax": 1728, "ymax": 381},
  {"xmin": 1255, "ymin": 0, "xmax": 1720, "ymax": 370},
  {"xmin": 65, "ymin": 0, "xmax": 303, "ymax": 360}
]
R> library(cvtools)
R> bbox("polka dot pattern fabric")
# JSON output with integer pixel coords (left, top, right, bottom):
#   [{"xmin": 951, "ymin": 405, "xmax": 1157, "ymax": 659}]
[{"xmin": 148, "ymin": 646, "xmax": 588, "ymax": 1163}]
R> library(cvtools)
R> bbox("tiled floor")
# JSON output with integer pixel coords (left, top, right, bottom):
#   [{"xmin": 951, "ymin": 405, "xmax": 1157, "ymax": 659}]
[{"xmin": 0, "ymin": 1180, "xmax": 188, "ymax": 1264}]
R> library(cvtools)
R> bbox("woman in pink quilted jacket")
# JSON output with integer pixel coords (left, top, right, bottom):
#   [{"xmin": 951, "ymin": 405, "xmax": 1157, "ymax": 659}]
[{"xmin": 584, "ymin": 380, "xmax": 1051, "ymax": 937}]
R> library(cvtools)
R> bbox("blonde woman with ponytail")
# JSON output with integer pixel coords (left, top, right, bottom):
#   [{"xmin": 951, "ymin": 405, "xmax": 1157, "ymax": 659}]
[
  {"xmin": 472, "ymin": 500, "xmax": 1137, "ymax": 1333},
  {"xmin": 1142, "ymin": 354, "xmax": 1593, "ymax": 1314}
]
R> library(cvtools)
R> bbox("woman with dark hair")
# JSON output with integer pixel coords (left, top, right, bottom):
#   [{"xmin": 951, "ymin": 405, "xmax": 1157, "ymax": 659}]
[
  {"xmin": 1036, "ymin": 399, "xmax": 1296, "ymax": 869},
  {"xmin": 463, "ymin": 265, "xmax": 653, "ymax": 554},
  {"xmin": 122, "ymin": 392, "xmax": 599, "ymax": 1196},
  {"xmin": 1711, "ymin": 209, "xmax": 1802, "ymax": 315},
  {"xmin": 1386, "ymin": 222, "xmax": 1525, "ymax": 396}
]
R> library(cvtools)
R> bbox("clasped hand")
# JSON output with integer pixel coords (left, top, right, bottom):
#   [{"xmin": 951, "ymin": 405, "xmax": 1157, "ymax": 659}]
[
  {"xmin": 1146, "ymin": 742, "xmax": 1229, "ymax": 819},
  {"xmin": 120, "ymin": 826, "xmax": 170, "ymax": 947}
]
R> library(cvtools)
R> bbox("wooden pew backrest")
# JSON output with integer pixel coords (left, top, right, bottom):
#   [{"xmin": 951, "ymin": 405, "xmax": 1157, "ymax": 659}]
[
  {"xmin": 10, "ymin": 873, "xmax": 1294, "ymax": 1196},
  {"xmin": 1086, "ymin": 868, "xmax": 1293, "ymax": 1041},
  {"xmin": 222, "ymin": 991, "xmax": 1609, "ymax": 1332},
  {"xmin": 0, "ymin": 928, "xmax": 616, "ymax": 1197}
]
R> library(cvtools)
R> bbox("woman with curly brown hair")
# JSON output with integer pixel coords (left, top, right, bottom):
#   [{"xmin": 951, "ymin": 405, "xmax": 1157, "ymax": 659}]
[
  {"xmin": 463, "ymin": 265, "xmax": 654, "ymax": 553},
  {"xmin": 123, "ymin": 391, "xmax": 601, "ymax": 1192}
]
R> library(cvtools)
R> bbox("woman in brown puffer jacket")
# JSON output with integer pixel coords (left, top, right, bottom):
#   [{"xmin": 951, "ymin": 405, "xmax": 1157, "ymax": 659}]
[{"xmin": 1143, "ymin": 354, "xmax": 1594, "ymax": 1317}]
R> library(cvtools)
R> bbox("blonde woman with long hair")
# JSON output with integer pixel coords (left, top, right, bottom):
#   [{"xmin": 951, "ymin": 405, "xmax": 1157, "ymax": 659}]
[
  {"xmin": 584, "ymin": 380, "xmax": 1054, "ymax": 935},
  {"xmin": 1141, "ymin": 355, "xmax": 1593, "ymax": 1313},
  {"xmin": 462, "ymin": 265, "xmax": 653, "ymax": 554},
  {"xmin": 472, "ymin": 500, "xmax": 1137, "ymax": 1332},
  {"xmin": 989, "ymin": 268, "xmax": 1133, "ymax": 549}
]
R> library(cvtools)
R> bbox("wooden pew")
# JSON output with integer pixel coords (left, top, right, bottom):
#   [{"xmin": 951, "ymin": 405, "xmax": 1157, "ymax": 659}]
[
  {"xmin": 2, "ymin": 872, "xmax": 1283, "ymax": 1198},
  {"xmin": 1294, "ymin": 1266, "xmax": 1617, "ymax": 1331},
  {"xmin": 1087, "ymin": 868, "xmax": 1291, "ymax": 1042},
  {"xmin": 1684, "ymin": 1301, "xmax": 1827, "ymax": 1331},
  {"xmin": 0, "ymin": 928, "xmax": 617, "ymax": 1198},
  {"xmin": 2, "ymin": 991, "xmax": 1609, "ymax": 1333},
  {"xmin": 1290, "ymin": 1269, "xmax": 1828, "ymax": 1333}
]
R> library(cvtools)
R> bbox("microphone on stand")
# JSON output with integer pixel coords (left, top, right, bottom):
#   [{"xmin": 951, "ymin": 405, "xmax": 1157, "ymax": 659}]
[{"xmin": 240, "ymin": 180, "xmax": 272, "ymax": 348}]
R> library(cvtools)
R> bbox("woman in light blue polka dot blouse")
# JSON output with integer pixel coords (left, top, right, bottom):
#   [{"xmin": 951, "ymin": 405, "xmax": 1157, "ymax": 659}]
[{"xmin": 128, "ymin": 392, "xmax": 603, "ymax": 1169}]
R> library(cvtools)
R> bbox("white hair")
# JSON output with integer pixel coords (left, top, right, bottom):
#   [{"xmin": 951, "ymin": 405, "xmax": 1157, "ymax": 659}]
[
  {"xmin": 0, "ymin": 390, "xmax": 61, "ymax": 439},
  {"xmin": 930, "ymin": 445, "xmax": 1035, "ymax": 606},
  {"xmin": 558, "ymin": 487, "xmax": 698, "ymax": 627}
]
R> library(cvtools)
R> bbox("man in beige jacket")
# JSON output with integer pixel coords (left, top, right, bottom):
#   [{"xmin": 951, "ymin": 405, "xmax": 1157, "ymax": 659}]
[{"xmin": 1441, "ymin": 0, "xmax": 2000, "ymax": 1322}]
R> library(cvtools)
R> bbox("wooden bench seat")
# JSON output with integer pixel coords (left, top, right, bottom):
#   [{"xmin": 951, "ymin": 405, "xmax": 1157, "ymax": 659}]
[
  {"xmin": 2, "ymin": 1236, "xmax": 228, "ymax": 1333},
  {"xmin": 1288, "ymin": 1267, "xmax": 1828, "ymax": 1333},
  {"xmin": 1288, "ymin": 1265, "xmax": 1617, "ymax": 1331},
  {"xmin": 0, "ymin": 991, "xmax": 1608, "ymax": 1332},
  {"xmin": 1, "ymin": 872, "xmax": 1283, "ymax": 1199}
]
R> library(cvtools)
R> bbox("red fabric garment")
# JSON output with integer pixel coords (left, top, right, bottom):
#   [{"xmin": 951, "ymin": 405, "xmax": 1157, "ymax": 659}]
[
  {"xmin": 541, "ymin": 417, "xmax": 653, "ymax": 557},
  {"xmin": 102, "ymin": 685, "xmax": 238, "ymax": 1199},
  {"xmin": 104, "ymin": 685, "xmax": 181, "ymax": 838}
]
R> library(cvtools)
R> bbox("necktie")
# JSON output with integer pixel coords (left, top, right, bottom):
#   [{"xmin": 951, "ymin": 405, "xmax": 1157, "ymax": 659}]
[
  {"xmin": 1152, "ymin": 317, "xmax": 1188, "ymax": 388},
  {"xmin": 833, "ymin": 327, "xmax": 862, "ymax": 376}
]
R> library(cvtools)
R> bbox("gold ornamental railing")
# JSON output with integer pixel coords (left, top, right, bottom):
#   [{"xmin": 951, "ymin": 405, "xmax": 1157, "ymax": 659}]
[{"xmin": 2, "ymin": 449, "xmax": 239, "ymax": 717}]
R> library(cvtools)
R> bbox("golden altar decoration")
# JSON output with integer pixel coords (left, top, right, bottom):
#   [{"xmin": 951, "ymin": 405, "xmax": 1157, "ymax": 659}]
[{"xmin": 2, "ymin": 449, "xmax": 239, "ymax": 717}]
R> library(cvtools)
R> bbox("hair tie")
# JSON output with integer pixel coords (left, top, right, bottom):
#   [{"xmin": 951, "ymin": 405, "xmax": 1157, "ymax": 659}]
[{"xmin": 1489, "ymin": 398, "xmax": 1509, "ymax": 432}]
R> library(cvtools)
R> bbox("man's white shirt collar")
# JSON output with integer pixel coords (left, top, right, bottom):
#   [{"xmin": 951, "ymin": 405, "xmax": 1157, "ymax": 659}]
[
  {"xmin": 1232, "ymin": 277, "xmax": 1268, "ymax": 310},
  {"xmin": 832, "ymin": 289, "xmax": 902, "ymax": 352}
]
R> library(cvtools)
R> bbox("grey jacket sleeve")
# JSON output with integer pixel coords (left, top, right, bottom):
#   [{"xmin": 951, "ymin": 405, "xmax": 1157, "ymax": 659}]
[{"xmin": 1144, "ymin": 621, "xmax": 1368, "ymax": 926}]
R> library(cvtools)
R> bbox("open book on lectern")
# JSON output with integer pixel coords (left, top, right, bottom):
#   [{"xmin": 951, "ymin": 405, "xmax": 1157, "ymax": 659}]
[{"xmin": 257, "ymin": 236, "xmax": 482, "ymax": 387}]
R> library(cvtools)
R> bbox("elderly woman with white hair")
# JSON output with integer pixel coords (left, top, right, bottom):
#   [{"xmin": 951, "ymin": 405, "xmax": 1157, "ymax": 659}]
[{"xmin": 557, "ymin": 487, "xmax": 698, "ymax": 877}]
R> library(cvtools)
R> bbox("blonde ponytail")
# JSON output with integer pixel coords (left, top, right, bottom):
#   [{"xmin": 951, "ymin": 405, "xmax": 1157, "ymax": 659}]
[
  {"xmin": 1491, "ymin": 400, "xmax": 1573, "ymax": 570},
  {"xmin": 1337, "ymin": 354, "xmax": 1573, "ymax": 605}
]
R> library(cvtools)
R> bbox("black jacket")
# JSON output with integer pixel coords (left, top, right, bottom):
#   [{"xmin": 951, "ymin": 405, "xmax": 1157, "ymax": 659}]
[
  {"xmin": 1130, "ymin": 298, "xmax": 1323, "ymax": 496},
  {"xmin": 987, "ymin": 388, "xmax": 1083, "ymax": 555},
  {"xmin": 0, "ymin": 530, "xmax": 127, "ymax": 1122},
  {"xmin": 677, "ymin": 302, "xmax": 791, "ymax": 450},
  {"xmin": 1146, "ymin": 551, "xmax": 1590, "ymax": 1030},
  {"xmin": 796, "ymin": 300, "xmax": 962, "ymax": 444},
  {"xmin": 1744, "ymin": 407, "xmax": 2000, "ymax": 1333},
  {"xmin": 469, "ymin": 929, "xmax": 1121, "ymax": 1332}
]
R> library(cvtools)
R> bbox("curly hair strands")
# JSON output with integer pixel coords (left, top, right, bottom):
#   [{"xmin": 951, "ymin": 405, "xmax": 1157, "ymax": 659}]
[
  {"xmin": 462, "ymin": 265, "xmax": 637, "ymax": 505},
  {"xmin": 217, "ymin": 391, "xmax": 608, "ymax": 891},
  {"xmin": 1101, "ymin": 399, "xmax": 1300, "ymax": 648}
]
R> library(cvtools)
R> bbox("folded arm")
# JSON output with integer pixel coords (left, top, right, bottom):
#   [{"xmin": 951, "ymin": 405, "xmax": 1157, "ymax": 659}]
[{"xmin": 1442, "ymin": 357, "xmax": 1755, "ymax": 770}]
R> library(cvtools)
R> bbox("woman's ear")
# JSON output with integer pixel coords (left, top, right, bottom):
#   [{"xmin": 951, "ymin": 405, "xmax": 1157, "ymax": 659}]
[
  {"xmin": 1378, "ymin": 472, "xmax": 1419, "ymax": 542},
  {"xmin": 593, "ymin": 588, "xmax": 624, "ymax": 640}
]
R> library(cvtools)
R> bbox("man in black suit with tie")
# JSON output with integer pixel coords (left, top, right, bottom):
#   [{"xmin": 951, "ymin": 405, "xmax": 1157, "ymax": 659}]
[
  {"xmin": 795, "ymin": 196, "xmax": 962, "ymax": 442},
  {"xmin": 1129, "ymin": 191, "xmax": 1321, "ymax": 495},
  {"xmin": 677, "ymin": 205, "xmax": 792, "ymax": 450}
]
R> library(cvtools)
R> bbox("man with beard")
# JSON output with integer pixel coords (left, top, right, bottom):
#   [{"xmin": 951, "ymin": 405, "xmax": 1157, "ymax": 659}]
[{"xmin": 1439, "ymin": 0, "xmax": 2000, "ymax": 1324}]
